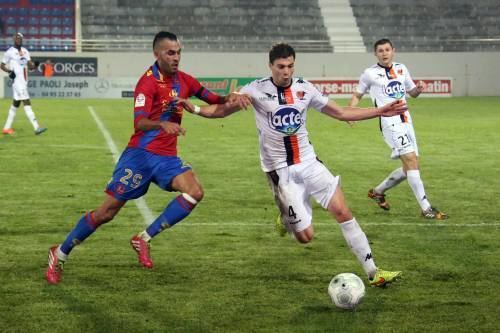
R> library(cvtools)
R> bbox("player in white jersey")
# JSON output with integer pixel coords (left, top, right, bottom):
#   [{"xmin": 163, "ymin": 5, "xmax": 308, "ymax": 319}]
[
  {"xmin": 1, "ymin": 32, "xmax": 47, "ymax": 136},
  {"xmin": 177, "ymin": 43, "xmax": 407, "ymax": 287},
  {"xmin": 349, "ymin": 38, "xmax": 447, "ymax": 220}
]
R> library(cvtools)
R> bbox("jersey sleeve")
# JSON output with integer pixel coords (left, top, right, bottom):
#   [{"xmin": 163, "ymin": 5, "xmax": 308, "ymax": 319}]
[
  {"xmin": 185, "ymin": 73, "xmax": 225, "ymax": 104},
  {"xmin": 403, "ymin": 65, "xmax": 417, "ymax": 91},
  {"xmin": 239, "ymin": 82, "xmax": 253, "ymax": 96},
  {"xmin": 24, "ymin": 49, "xmax": 31, "ymax": 61},
  {"xmin": 307, "ymin": 81, "xmax": 329, "ymax": 111},
  {"xmin": 133, "ymin": 76, "xmax": 155, "ymax": 127},
  {"xmin": 356, "ymin": 70, "xmax": 371, "ymax": 95},
  {"xmin": 2, "ymin": 50, "xmax": 11, "ymax": 65}
]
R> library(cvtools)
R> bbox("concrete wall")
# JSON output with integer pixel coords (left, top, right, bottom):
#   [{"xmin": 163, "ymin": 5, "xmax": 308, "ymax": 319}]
[{"xmin": 2, "ymin": 52, "xmax": 499, "ymax": 97}]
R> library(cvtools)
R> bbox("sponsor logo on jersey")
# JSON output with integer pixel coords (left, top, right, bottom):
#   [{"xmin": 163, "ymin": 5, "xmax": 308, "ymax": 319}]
[
  {"xmin": 135, "ymin": 93, "xmax": 146, "ymax": 107},
  {"xmin": 384, "ymin": 81, "xmax": 405, "ymax": 99},
  {"xmin": 268, "ymin": 107, "xmax": 304, "ymax": 135}
]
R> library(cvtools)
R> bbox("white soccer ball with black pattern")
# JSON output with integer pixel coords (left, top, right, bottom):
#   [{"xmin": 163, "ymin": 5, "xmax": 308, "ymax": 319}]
[{"xmin": 328, "ymin": 273, "xmax": 366, "ymax": 310}]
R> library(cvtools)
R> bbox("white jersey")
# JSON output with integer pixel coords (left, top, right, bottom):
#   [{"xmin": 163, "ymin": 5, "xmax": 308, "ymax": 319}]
[
  {"xmin": 240, "ymin": 77, "xmax": 329, "ymax": 172},
  {"xmin": 2, "ymin": 46, "xmax": 31, "ymax": 84},
  {"xmin": 356, "ymin": 63, "xmax": 416, "ymax": 130}
]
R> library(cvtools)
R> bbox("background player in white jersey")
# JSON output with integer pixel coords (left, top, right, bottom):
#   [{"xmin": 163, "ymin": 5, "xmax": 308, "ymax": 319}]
[
  {"xmin": 1, "ymin": 33, "xmax": 47, "ymax": 136},
  {"xmin": 349, "ymin": 38, "xmax": 447, "ymax": 220},
  {"xmin": 177, "ymin": 43, "xmax": 407, "ymax": 287}
]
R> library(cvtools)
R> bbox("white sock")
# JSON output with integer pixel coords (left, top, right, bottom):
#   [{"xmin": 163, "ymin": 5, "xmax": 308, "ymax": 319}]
[
  {"xmin": 374, "ymin": 167, "xmax": 407, "ymax": 194},
  {"xmin": 139, "ymin": 231, "xmax": 152, "ymax": 242},
  {"xmin": 406, "ymin": 170, "xmax": 431, "ymax": 211},
  {"xmin": 339, "ymin": 218, "xmax": 377, "ymax": 279},
  {"xmin": 24, "ymin": 105, "xmax": 40, "ymax": 130},
  {"xmin": 3, "ymin": 105, "xmax": 17, "ymax": 129},
  {"xmin": 56, "ymin": 245, "xmax": 68, "ymax": 261}
]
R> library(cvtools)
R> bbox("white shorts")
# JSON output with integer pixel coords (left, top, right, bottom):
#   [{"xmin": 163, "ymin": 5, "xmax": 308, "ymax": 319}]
[
  {"xmin": 267, "ymin": 158, "xmax": 340, "ymax": 233},
  {"xmin": 382, "ymin": 122, "xmax": 419, "ymax": 159},
  {"xmin": 12, "ymin": 82, "xmax": 30, "ymax": 101}
]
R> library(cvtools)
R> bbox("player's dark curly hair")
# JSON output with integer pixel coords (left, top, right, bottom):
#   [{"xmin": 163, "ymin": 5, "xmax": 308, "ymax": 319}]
[
  {"xmin": 153, "ymin": 31, "xmax": 178, "ymax": 49},
  {"xmin": 269, "ymin": 43, "xmax": 295, "ymax": 64},
  {"xmin": 374, "ymin": 38, "xmax": 393, "ymax": 51}
]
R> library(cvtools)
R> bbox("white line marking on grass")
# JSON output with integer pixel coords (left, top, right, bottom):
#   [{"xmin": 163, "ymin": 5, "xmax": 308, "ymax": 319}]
[
  {"xmin": 179, "ymin": 222, "xmax": 500, "ymax": 228},
  {"xmin": 88, "ymin": 106, "xmax": 155, "ymax": 225}
]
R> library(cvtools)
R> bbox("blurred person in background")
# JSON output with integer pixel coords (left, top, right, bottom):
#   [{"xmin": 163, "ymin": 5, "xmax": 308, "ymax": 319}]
[{"xmin": 1, "ymin": 32, "xmax": 47, "ymax": 136}]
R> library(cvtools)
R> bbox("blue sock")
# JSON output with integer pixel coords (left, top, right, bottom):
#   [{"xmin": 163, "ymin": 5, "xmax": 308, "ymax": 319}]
[
  {"xmin": 60, "ymin": 212, "xmax": 97, "ymax": 255},
  {"xmin": 146, "ymin": 195, "xmax": 195, "ymax": 238}
]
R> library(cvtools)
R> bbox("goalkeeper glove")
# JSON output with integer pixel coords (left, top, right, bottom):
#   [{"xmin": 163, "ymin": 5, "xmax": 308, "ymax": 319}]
[{"xmin": 8, "ymin": 71, "xmax": 15, "ymax": 79}]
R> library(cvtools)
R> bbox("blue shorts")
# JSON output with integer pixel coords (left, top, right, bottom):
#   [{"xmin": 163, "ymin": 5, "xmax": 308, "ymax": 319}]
[{"xmin": 105, "ymin": 147, "xmax": 192, "ymax": 201}]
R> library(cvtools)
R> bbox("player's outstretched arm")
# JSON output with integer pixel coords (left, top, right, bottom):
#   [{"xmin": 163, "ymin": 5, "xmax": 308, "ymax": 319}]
[
  {"xmin": 321, "ymin": 99, "xmax": 407, "ymax": 121},
  {"xmin": 224, "ymin": 92, "xmax": 253, "ymax": 109},
  {"xmin": 177, "ymin": 97, "xmax": 250, "ymax": 119}
]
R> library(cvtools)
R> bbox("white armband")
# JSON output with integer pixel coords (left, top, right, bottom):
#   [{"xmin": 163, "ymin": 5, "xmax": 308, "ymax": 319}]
[{"xmin": 193, "ymin": 105, "xmax": 201, "ymax": 114}]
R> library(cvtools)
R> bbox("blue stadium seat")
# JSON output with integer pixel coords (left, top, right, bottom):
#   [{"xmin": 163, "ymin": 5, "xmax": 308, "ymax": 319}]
[
  {"xmin": 51, "ymin": 26, "xmax": 62, "ymax": 35},
  {"xmin": 62, "ymin": 17, "xmax": 73, "ymax": 26},
  {"xmin": 63, "ymin": 7, "xmax": 73, "ymax": 16},
  {"xmin": 29, "ymin": 16, "xmax": 40, "ymax": 25},
  {"xmin": 6, "ymin": 16, "xmax": 17, "ymax": 25},
  {"xmin": 51, "ymin": 17, "xmax": 62, "ymax": 25},
  {"xmin": 29, "ymin": 26, "xmax": 39, "ymax": 35},
  {"xmin": 40, "ymin": 17, "xmax": 50, "ymax": 26},
  {"xmin": 40, "ymin": 26, "xmax": 50, "ymax": 35},
  {"xmin": 62, "ymin": 26, "xmax": 74, "ymax": 36}
]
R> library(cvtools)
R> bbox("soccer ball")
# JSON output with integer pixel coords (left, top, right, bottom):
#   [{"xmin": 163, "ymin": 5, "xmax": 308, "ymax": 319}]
[{"xmin": 328, "ymin": 273, "xmax": 366, "ymax": 310}]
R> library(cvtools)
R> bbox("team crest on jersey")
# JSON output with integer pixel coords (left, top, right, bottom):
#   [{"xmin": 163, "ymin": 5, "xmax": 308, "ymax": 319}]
[
  {"xmin": 169, "ymin": 89, "xmax": 178, "ymax": 97},
  {"xmin": 384, "ymin": 81, "xmax": 406, "ymax": 99},
  {"xmin": 296, "ymin": 91, "xmax": 306, "ymax": 100},
  {"xmin": 268, "ymin": 107, "xmax": 304, "ymax": 135}
]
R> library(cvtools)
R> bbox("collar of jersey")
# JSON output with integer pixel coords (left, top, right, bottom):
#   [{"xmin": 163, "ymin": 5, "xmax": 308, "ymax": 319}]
[
  {"xmin": 377, "ymin": 63, "xmax": 393, "ymax": 70},
  {"xmin": 270, "ymin": 77, "xmax": 293, "ymax": 89}
]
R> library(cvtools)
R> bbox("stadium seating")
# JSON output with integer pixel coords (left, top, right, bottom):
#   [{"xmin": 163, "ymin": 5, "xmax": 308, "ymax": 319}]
[
  {"xmin": 80, "ymin": 0, "xmax": 333, "ymax": 52},
  {"xmin": 0, "ymin": 0, "xmax": 75, "ymax": 51},
  {"xmin": 350, "ymin": 0, "xmax": 500, "ymax": 52}
]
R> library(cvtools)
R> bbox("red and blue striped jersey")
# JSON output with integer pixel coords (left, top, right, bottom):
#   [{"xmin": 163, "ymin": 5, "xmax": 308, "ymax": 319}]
[{"xmin": 127, "ymin": 62, "xmax": 224, "ymax": 156}]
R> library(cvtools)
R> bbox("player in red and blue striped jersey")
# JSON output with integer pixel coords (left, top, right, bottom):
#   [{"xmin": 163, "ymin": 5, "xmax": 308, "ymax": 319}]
[{"xmin": 45, "ymin": 31, "xmax": 250, "ymax": 284}]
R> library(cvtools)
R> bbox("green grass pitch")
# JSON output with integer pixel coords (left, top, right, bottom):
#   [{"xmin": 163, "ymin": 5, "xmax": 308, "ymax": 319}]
[{"xmin": 0, "ymin": 97, "xmax": 499, "ymax": 332}]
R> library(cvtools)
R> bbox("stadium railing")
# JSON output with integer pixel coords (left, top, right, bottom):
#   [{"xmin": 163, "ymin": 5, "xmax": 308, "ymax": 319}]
[{"xmin": 0, "ymin": 38, "xmax": 333, "ymax": 52}]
